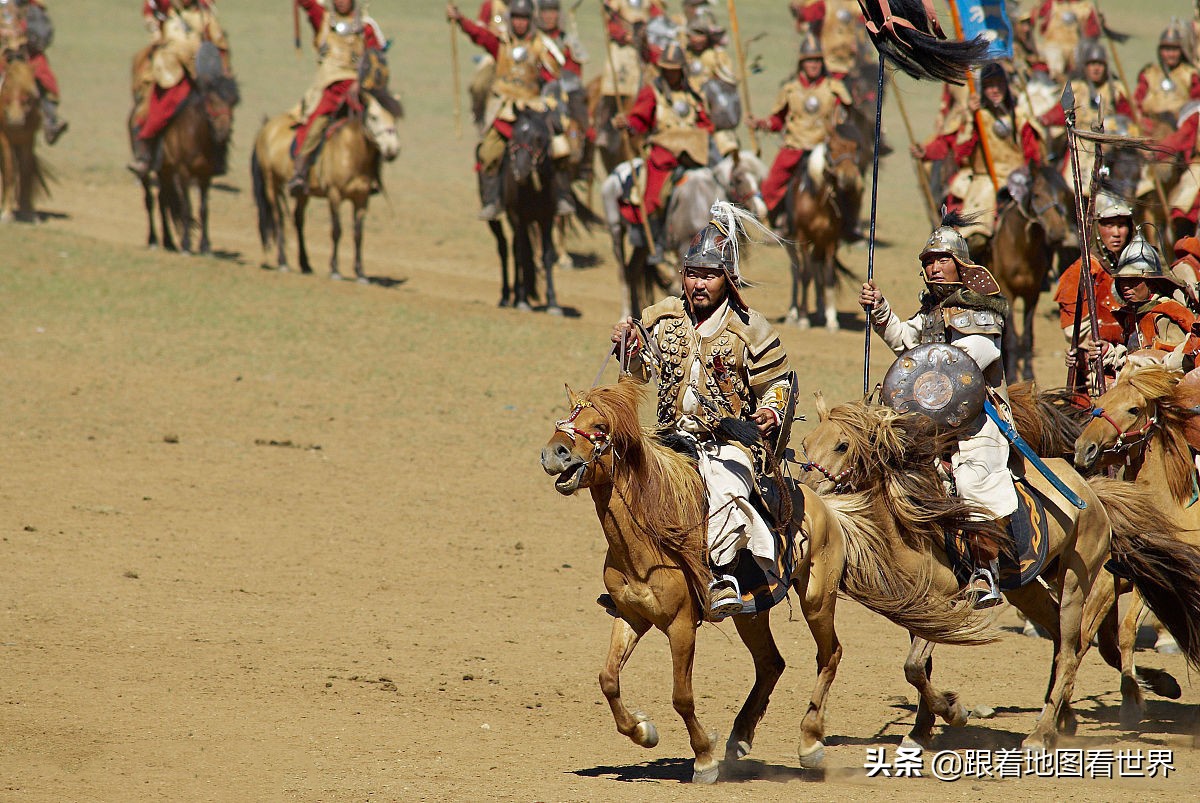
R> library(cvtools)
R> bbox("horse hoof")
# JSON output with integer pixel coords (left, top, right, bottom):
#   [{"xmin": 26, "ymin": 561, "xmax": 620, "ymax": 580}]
[
  {"xmin": 498, "ymin": 297, "xmax": 511, "ymax": 308},
  {"xmin": 725, "ymin": 738, "xmax": 751, "ymax": 761},
  {"xmin": 356, "ymin": 277, "xmax": 369, "ymax": 286},
  {"xmin": 798, "ymin": 742, "xmax": 825, "ymax": 769},
  {"xmin": 793, "ymin": 317, "xmax": 810, "ymax": 330},
  {"xmin": 329, "ymin": 273, "xmax": 343, "ymax": 282},
  {"xmin": 516, "ymin": 301, "xmax": 533, "ymax": 312},
  {"xmin": 633, "ymin": 720, "xmax": 658, "ymax": 748},
  {"xmin": 1155, "ymin": 636, "xmax": 1182, "ymax": 655},
  {"xmin": 692, "ymin": 761, "xmax": 719, "ymax": 785},
  {"xmin": 278, "ymin": 265, "xmax": 290, "ymax": 273},
  {"xmin": 1119, "ymin": 699, "xmax": 1145, "ymax": 730},
  {"xmin": 947, "ymin": 701, "xmax": 970, "ymax": 728},
  {"xmin": 1142, "ymin": 668, "xmax": 1182, "ymax": 699},
  {"xmin": 824, "ymin": 322, "xmax": 840, "ymax": 333},
  {"xmin": 900, "ymin": 736, "xmax": 929, "ymax": 752},
  {"xmin": 546, "ymin": 306, "xmax": 564, "ymax": 317}
]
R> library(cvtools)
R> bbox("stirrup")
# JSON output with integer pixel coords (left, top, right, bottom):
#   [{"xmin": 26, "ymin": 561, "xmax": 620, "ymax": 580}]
[
  {"xmin": 707, "ymin": 574, "xmax": 744, "ymax": 621},
  {"xmin": 965, "ymin": 566, "xmax": 1002, "ymax": 610}
]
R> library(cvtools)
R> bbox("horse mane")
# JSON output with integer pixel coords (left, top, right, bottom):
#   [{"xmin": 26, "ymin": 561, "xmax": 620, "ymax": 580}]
[
  {"xmin": 1116, "ymin": 364, "xmax": 1196, "ymax": 504},
  {"xmin": 1008, "ymin": 382, "xmax": 1086, "ymax": 461},
  {"xmin": 826, "ymin": 401, "xmax": 1008, "ymax": 557},
  {"xmin": 581, "ymin": 381, "xmax": 711, "ymax": 617}
]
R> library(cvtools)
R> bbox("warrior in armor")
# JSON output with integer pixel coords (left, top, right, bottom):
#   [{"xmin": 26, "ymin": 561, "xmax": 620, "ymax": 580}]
[
  {"xmin": 1011, "ymin": 6, "xmax": 1050, "ymax": 78},
  {"xmin": 1151, "ymin": 91, "xmax": 1200, "ymax": 242},
  {"xmin": 129, "ymin": 0, "xmax": 229, "ymax": 178},
  {"xmin": 450, "ymin": 0, "xmax": 574, "ymax": 220},
  {"xmin": 536, "ymin": 0, "xmax": 583, "ymax": 78},
  {"xmin": 1030, "ymin": 0, "xmax": 1101, "ymax": 80},
  {"xmin": 614, "ymin": 41, "xmax": 714, "ymax": 263},
  {"xmin": 1135, "ymin": 20, "xmax": 1200, "ymax": 127},
  {"xmin": 859, "ymin": 215, "xmax": 1015, "ymax": 608},
  {"xmin": 1170, "ymin": 234, "xmax": 1200, "ymax": 309},
  {"xmin": 788, "ymin": 0, "xmax": 865, "ymax": 81},
  {"xmin": 0, "ymin": 0, "xmax": 67, "ymax": 144},
  {"xmin": 912, "ymin": 63, "xmax": 1043, "ymax": 260},
  {"xmin": 287, "ymin": 0, "xmax": 386, "ymax": 197},
  {"xmin": 611, "ymin": 201, "xmax": 796, "ymax": 620},
  {"xmin": 1054, "ymin": 190, "xmax": 1132, "ymax": 354},
  {"xmin": 752, "ymin": 35, "xmax": 851, "ymax": 229},
  {"xmin": 684, "ymin": 9, "xmax": 739, "ymax": 158}
]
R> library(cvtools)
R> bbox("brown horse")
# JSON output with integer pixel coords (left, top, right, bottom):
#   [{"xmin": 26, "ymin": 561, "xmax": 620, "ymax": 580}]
[
  {"xmin": 800, "ymin": 397, "xmax": 1200, "ymax": 750},
  {"xmin": 784, "ymin": 123, "xmax": 863, "ymax": 330},
  {"xmin": 540, "ymin": 380, "xmax": 994, "ymax": 781},
  {"xmin": 251, "ymin": 101, "xmax": 398, "ymax": 281},
  {"xmin": 1074, "ymin": 363, "xmax": 1200, "ymax": 727},
  {"xmin": 0, "ymin": 55, "xmax": 49, "ymax": 222},
  {"xmin": 990, "ymin": 165, "xmax": 1073, "ymax": 381}
]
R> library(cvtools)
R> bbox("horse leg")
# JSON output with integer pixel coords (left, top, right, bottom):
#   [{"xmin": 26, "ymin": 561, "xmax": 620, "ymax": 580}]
[
  {"xmin": 514, "ymin": 223, "xmax": 533, "ymax": 311},
  {"xmin": 328, "ymin": 198, "xmax": 342, "ymax": 280},
  {"xmin": 179, "ymin": 179, "xmax": 194, "ymax": 254},
  {"xmin": 665, "ymin": 615, "xmax": 719, "ymax": 783},
  {"xmin": 198, "ymin": 181, "xmax": 211, "ymax": 256},
  {"xmin": 902, "ymin": 636, "xmax": 968, "ymax": 750},
  {"xmin": 611, "ymin": 225, "xmax": 632, "ymax": 320},
  {"xmin": 294, "ymin": 196, "xmax": 312, "ymax": 275},
  {"xmin": 599, "ymin": 614, "xmax": 658, "ymax": 748},
  {"xmin": 142, "ymin": 178, "xmax": 158, "ymax": 248},
  {"xmin": 1002, "ymin": 311, "xmax": 1020, "ymax": 383},
  {"xmin": 796, "ymin": 574, "xmax": 843, "ymax": 768},
  {"xmin": 1115, "ymin": 591, "xmax": 1149, "ymax": 728},
  {"xmin": 727, "ymin": 612, "xmax": 786, "ymax": 762},
  {"xmin": 0, "ymin": 136, "xmax": 14, "ymax": 221},
  {"xmin": 352, "ymin": 201, "xmax": 367, "ymax": 283},
  {"xmin": 489, "ymin": 219, "xmax": 510, "ymax": 306},
  {"xmin": 1021, "ymin": 298, "xmax": 1037, "ymax": 382},
  {"xmin": 274, "ymin": 186, "xmax": 290, "ymax": 271},
  {"xmin": 541, "ymin": 218, "xmax": 562, "ymax": 315},
  {"xmin": 159, "ymin": 174, "xmax": 177, "ymax": 252},
  {"xmin": 821, "ymin": 243, "xmax": 839, "ymax": 332},
  {"xmin": 785, "ymin": 241, "xmax": 806, "ymax": 327}
]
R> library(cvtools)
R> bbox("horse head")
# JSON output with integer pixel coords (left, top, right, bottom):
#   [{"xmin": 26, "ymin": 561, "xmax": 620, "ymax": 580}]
[
  {"xmin": 826, "ymin": 123, "xmax": 864, "ymax": 197},
  {"xmin": 364, "ymin": 96, "xmax": 400, "ymax": 161},
  {"xmin": 541, "ymin": 383, "xmax": 636, "ymax": 494},
  {"xmin": 508, "ymin": 107, "xmax": 551, "ymax": 185},
  {"xmin": 1074, "ymin": 363, "xmax": 1176, "ymax": 471},
  {"xmin": 725, "ymin": 150, "xmax": 768, "ymax": 221},
  {"xmin": 198, "ymin": 73, "xmax": 239, "ymax": 146}
]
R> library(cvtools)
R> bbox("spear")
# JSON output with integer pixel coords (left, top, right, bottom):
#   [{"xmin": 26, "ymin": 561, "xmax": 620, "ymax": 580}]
[
  {"xmin": 293, "ymin": 0, "xmax": 302, "ymax": 56},
  {"xmin": 893, "ymin": 83, "xmax": 940, "ymax": 227},
  {"xmin": 449, "ymin": 18, "xmax": 462, "ymax": 139},
  {"xmin": 947, "ymin": 1, "xmax": 999, "ymax": 193},
  {"xmin": 725, "ymin": 0, "xmax": 759, "ymax": 156}
]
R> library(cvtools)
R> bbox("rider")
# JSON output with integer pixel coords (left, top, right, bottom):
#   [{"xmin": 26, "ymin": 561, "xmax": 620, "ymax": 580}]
[
  {"xmin": 1170, "ymin": 234, "xmax": 1200, "ymax": 310},
  {"xmin": 1011, "ymin": 6, "xmax": 1051, "ymax": 78},
  {"xmin": 788, "ymin": 0, "xmax": 865, "ymax": 83},
  {"xmin": 287, "ymin": 0, "xmax": 384, "ymax": 197},
  {"xmin": 536, "ymin": 0, "xmax": 584, "ymax": 78},
  {"xmin": 611, "ymin": 201, "xmax": 796, "ymax": 620},
  {"xmin": 1151, "ymin": 91, "xmax": 1200, "ymax": 242},
  {"xmin": 614, "ymin": 41, "xmax": 714, "ymax": 264},
  {"xmin": 859, "ymin": 215, "xmax": 1014, "ymax": 608},
  {"xmin": 913, "ymin": 63, "xmax": 1043, "ymax": 261},
  {"xmin": 1030, "ymin": 0, "xmax": 1101, "ymax": 80},
  {"xmin": 1135, "ymin": 21, "xmax": 1200, "ymax": 126},
  {"xmin": 0, "ymin": 0, "xmax": 67, "ymax": 144},
  {"xmin": 449, "ymin": 0, "xmax": 573, "ymax": 220},
  {"xmin": 752, "ymin": 34, "xmax": 851, "ymax": 232},
  {"xmin": 129, "ymin": 0, "xmax": 229, "ymax": 179},
  {"xmin": 684, "ymin": 9, "xmax": 739, "ymax": 159},
  {"xmin": 1054, "ymin": 190, "xmax": 1131, "ymax": 352},
  {"xmin": 1103, "ymin": 231, "xmax": 1197, "ymax": 371}
]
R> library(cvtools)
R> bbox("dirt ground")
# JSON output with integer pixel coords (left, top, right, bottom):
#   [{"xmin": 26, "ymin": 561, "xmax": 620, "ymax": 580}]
[{"xmin": 3, "ymin": 2, "xmax": 1200, "ymax": 801}]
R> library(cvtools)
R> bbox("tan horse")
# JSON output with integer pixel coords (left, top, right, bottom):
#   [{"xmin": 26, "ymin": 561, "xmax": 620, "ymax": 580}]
[
  {"xmin": 0, "ymin": 55, "xmax": 48, "ymax": 222},
  {"xmin": 1074, "ymin": 363, "xmax": 1200, "ymax": 727},
  {"xmin": 784, "ymin": 123, "xmax": 863, "ymax": 331},
  {"xmin": 540, "ymin": 381, "xmax": 993, "ymax": 781},
  {"xmin": 251, "ymin": 103, "xmax": 398, "ymax": 281},
  {"xmin": 800, "ymin": 397, "xmax": 1200, "ymax": 750}
]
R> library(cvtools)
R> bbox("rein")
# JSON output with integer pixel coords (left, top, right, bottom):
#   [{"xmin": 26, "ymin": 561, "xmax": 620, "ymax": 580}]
[
  {"xmin": 795, "ymin": 443, "xmax": 854, "ymax": 492},
  {"xmin": 1087, "ymin": 403, "xmax": 1158, "ymax": 456}
]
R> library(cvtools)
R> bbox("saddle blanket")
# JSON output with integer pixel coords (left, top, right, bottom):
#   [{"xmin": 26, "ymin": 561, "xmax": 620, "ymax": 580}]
[
  {"xmin": 726, "ymin": 485, "xmax": 803, "ymax": 615},
  {"xmin": 288, "ymin": 116, "xmax": 352, "ymax": 160},
  {"xmin": 943, "ymin": 477, "xmax": 1051, "ymax": 592}
]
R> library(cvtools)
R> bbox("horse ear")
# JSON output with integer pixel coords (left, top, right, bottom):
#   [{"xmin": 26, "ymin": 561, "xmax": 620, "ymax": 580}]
[
  {"xmin": 813, "ymin": 390, "xmax": 829, "ymax": 421},
  {"xmin": 564, "ymin": 384, "xmax": 578, "ymax": 406}
]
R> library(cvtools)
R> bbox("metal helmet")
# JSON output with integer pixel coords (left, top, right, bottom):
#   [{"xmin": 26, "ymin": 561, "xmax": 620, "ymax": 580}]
[
  {"xmin": 659, "ymin": 41, "xmax": 686, "ymax": 70},
  {"xmin": 510, "ymin": 0, "xmax": 535, "ymax": 18},
  {"xmin": 1093, "ymin": 190, "xmax": 1134, "ymax": 221},
  {"xmin": 1160, "ymin": 19, "xmax": 1187, "ymax": 49},
  {"xmin": 683, "ymin": 222, "xmax": 738, "ymax": 276},
  {"xmin": 919, "ymin": 220, "xmax": 1002, "ymax": 296},
  {"xmin": 1114, "ymin": 229, "xmax": 1181, "ymax": 287},
  {"xmin": 798, "ymin": 33, "xmax": 823, "ymax": 61},
  {"xmin": 687, "ymin": 9, "xmax": 722, "ymax": 38},
  {"xmin": 1079, "ymin": 40, "xmax": 1108, "ymax": 66},
  {"xmin": 537, "ymin": 0, "xmax": 560, "ymax": 9}
]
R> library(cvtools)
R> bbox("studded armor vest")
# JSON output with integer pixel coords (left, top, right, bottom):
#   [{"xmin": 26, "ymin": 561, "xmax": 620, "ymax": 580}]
[
  {"xmin": 314, "ymin": 11, "xmax": 366, "ymax": 88},
  {"xmin": 1140, "ymin": 62, "xmax": 1199, "ymax": 119},
  {"xmin": 494, "ymin": 31, "xmax": 552, "ymax": 103},
  {"xmin": 773, "ymin": 76, "xmax": 849, "ymax": 151}
]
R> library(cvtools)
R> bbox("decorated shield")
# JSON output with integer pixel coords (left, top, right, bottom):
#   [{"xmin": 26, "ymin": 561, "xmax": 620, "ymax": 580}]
[{"xmin": 881, "ymin": 343, "xmax": 985, "ymax": 431}]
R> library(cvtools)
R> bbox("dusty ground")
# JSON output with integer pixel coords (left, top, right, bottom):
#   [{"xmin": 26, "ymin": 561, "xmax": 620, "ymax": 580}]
[{"xmin": 2, "ymin": 1, "xmax": 1199, "ymax": 800}]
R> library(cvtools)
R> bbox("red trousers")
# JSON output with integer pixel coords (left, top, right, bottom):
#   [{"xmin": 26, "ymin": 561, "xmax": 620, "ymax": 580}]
[
  {"xmin": 295, "ymin": 80, "xmax": 356, "ymax": 152},
  {"xmin": 138, "ymin": 81, "xmax": 191, "ymax": 139},
  {"xmin": 762, "ymin": 147, "xmax": 808, "ymax": 212},
  {"xmin": 29, "ymin": 52, "xmax": 58, "ymax": 98}
]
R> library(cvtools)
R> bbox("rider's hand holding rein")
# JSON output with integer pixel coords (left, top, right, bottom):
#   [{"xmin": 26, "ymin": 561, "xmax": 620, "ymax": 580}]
[
  {"xmin": 859, "ymin": 280, "xmax": 882, "ymax": 312},
  {"xmin": 611, "ymin": 316, "xmax": 639, "ymax": 352}
]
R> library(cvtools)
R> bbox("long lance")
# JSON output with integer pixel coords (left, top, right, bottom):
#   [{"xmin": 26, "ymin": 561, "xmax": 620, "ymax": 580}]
[
  {"xmin": 449, "ymin": 19, "xmax": 463, "ymax": 139},
  {"xmin": 293, "ymin": 0, "xmax": 301, "ymax": 54},
  {"xmin": 862, "ymin": 59, "xmax": 886, "ymax": 396},
  {"xmin": 725, "ymin": 0, "xmax": 759, "ymax": 156},
  {"xmin": 947, "ymin": 2, "xmax": 999, "ymax": 192},
  {"xmin": 1062, "ymin": 83, "xmax": 1107, "ymax": 396},
  {"xmin": 893, "ymin": 82, "xmax": 940, "ymax": 227}
]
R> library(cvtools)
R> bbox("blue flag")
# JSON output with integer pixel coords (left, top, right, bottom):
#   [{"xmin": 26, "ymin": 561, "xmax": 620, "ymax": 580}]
[{"xmin": 953, "ymin": 0, "xmax": 1014, "ymax": 60}]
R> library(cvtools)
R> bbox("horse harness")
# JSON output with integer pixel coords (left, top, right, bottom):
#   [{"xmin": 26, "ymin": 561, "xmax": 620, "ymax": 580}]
[
  {"xmin": 1086, "ymin": 402, "xmax": 1158, "ymax": 461},
  {"xmin": 555, "ymin": 399, "xmax": 614, "ymax": 468}
]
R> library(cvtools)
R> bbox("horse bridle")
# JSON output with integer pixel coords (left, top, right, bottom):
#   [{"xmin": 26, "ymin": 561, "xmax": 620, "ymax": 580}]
[
  {"xmin": 795, "ymin": 444, "xmax": 854, "ymax": 492},
  {"xmin": 1086, "ymin": 403, "xmax": 1158, "ymax": 457},
  {"xmin": 555, "ymin": 399, "xmax": 614, "ymax": 468}
]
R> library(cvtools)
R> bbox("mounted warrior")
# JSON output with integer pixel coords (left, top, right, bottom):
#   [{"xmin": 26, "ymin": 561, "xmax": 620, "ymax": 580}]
[
  {"xmin": 0, "ymin": 0, "xmax": 67, "ymax": 143},
  {"xmin": 1054, "ymin": 189, "xmax": 1131, "ymax": 355},
  {"xmin": 1029, "ymin": 0, "xmax": 1101, "ymax": 80},
  {"xmin": 130, "ymin": 0, "xmax": 230, "ymax": 179},
  {"xmin": 610, "ymin": 202, "xmax": 797, "ymax": 620},
  {"xmin": 684, "ymin": 9, "xmax": 740, "ymax": 160},
  {"xmin": 1135, "ymin": 20, "xmax": 1200, "ymax": 129},
  {"xmin": 860, "ymin": 214, "xmax": 1014, "ymax": 608}
]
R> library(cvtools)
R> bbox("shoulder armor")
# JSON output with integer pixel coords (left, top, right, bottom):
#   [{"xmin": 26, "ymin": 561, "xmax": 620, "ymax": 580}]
[
  {"xmin": 725, "ymin": 307, "xmax": 779, "ymax": 356},
  {"xmin": 944, "ymin": 306, "xmax": 1004, "ymax": 336},
  {"xmin": 641, "ymin": 296, "xmax": 686, "ymax": 328}
]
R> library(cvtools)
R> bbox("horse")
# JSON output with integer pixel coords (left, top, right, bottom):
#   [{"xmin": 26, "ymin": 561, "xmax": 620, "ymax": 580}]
[
  {"xmin": 799, "ymin": 396, "xmax": 1200, "ymax": 750},
  {"xmin": 991, "ymin": 165, "xmax": 1073, "ymax": 381},
  {"xmin": 1074, "ymin": 363, "xmax": 1200, "ymax": 727},
  {"xmin": 784, "ymin": 123, "xmax": 863, "ymax": 330},
  {"xmin": 600, "ymin": 162, "xmax": 723, "ymax": 320},
  {"xmin": 539, "ymin": 380, "xmax": 997, "ymax": 781},
  {"xmin": 250, "ymin": 97, "xmax": 399, "ymax": 280},
  {"xmin": 711, "ymin": 149, "xmax": 769, "ymax": 223},
  {"xmin": 0, "ymin": 54, "xmax": 49, "ymax": 222}
]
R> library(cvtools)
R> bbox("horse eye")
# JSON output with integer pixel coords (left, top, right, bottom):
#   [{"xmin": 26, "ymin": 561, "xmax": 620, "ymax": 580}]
[
  {"xmin": 835, "ymin": 442, "xmax": 849, "ymax": 454},
  {"xmin": 1128, "ymin": 407, "xmax": 1140, "ymax": 416},
  {"xmin": 595, "ymin": 424, "xmax": 608, "ymax": 434}
]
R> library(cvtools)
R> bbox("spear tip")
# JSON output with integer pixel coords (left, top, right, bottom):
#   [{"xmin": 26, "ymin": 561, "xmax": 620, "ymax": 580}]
[{"xmin": 1060, "ymin": 82, "xmax": 1075, "ymax": 115}]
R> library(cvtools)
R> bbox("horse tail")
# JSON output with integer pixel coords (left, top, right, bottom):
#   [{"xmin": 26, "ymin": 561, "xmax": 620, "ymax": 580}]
[
  {"xmin": 825, "ymin": 494, "xmax": 999, "ymax": 645},
  {"xmin": 250, "ymin": 147, "xmax": 275, "ymax": 249},
  {"xmin": 1091, "ymin": 476, "xmax": 1200, "ymax": 669}
]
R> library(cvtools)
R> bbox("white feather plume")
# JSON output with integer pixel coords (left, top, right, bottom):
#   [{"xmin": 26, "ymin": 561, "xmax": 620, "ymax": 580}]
[{"xmin": 707, "ymin": 200, "xmax": 785, "ymax": 286}]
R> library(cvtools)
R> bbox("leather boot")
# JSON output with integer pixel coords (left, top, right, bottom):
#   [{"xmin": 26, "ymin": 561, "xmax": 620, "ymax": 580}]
[
  {"xmin": 646, "ymin": 213, "xmax": 667, "ymax": 266},
  {"xmin": 478, "ymin": 170, "xmax": 502, "ymax": 221},
  {"xmin": 288, "ymin": 116, "xmax": 328, "ymax": 197},
  {"xmin": 41, "ymin": 97, "xmax": 68, "ymax": 145},
  {"xmin": 127, "ymin": 134, "xmax": 155, "ymax": 179}
]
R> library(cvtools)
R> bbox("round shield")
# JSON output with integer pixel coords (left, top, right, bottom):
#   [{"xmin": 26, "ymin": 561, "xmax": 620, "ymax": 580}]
[{"xmin": 881, "ymin": 343, "xmax": 986, "ymax": 431}]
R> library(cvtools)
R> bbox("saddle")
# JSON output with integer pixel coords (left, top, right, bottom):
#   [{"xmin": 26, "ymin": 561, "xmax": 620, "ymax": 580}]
[{"xmin": 942, "ymin": 476, "xmax": 1051, "ymax": 592}]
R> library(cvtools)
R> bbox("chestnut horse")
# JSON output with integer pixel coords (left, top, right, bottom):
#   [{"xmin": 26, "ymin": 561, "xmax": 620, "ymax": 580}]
[
  {"xmin": 0, "ymin": 55, "xmax": 49, "ymax": 222},
  {"xmin": 800, "ymin": 397, "xmax": 1200, "ymax": 750},
  {"xmin": 251, "ymin": 100, "xmax": 399, "ymax": 281},
  {"xmin": 1074, "ymin": 363, "xmax": 1200, "ymax": 727},
  {"xmin": 540, "ymin": 380, "xmax": 993, "ymax": 781}
]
